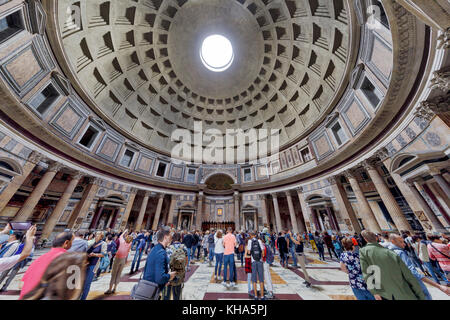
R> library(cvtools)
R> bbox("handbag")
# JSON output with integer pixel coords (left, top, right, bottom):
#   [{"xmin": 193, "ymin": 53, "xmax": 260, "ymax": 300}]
[{"xmin": 131, "ymin": 262, "xmax": 160, "ymax": 300}]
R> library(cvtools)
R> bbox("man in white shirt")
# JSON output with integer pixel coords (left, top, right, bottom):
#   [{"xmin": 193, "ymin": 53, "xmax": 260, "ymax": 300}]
[
  {"xmin": 247, "ymin": 232, "xmax": 265, "ymax": 300},
  {"xmin": 0, "ymin": 224, "xmax": 36, "ymax": 273}
]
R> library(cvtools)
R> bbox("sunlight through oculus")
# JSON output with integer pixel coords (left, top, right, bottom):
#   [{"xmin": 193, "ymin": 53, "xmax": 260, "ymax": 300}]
[{"xmin": 200, "ymin": 35, "xmax": 234, "ymax": 72}]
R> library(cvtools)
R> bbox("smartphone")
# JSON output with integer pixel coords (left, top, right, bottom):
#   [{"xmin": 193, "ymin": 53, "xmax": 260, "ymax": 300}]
[{"xmin": 10, "ymin": 222, "xmax": 32, "ymax": 231}]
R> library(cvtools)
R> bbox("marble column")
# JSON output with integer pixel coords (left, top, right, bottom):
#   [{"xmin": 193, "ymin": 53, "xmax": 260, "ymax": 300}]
[
  {"xmin": 285, "ymin": 191, "xmax": 300, "ymax": 234},
  {"xmin": 271, "ymin": 194, "xmax": 282, "ymax": 233},
  {"xmin": 234, "ymin": 191, "xmax": 240, "ymax": 231},
  {"xmin": 0, "ymin": 152, "xmax": 42, "ymax": 213},
  {"xmin": 135, "ymin": 191, "xmax": 150, "ymax": 231},
  {"xmin": 325, "ymin": 207, "xmax": 339, "ymax": 231},
  {"xmin": 296, "ymin": 187, "xmax": 313, "ymax": 232},
  {"xmin": 109, "ymin": 208, "xmax": 120, "ymax": 229},
  {"xmin": 120, "ymin": 188, "xmax": 137, "ymax": 229},
  {"xmin": 152, "ymin": 194, "xmax": 165, "ymax": 230},
  {"xmin": 40, "ymin": 172, "xmax": 83, "ymax": 239},
  {"xmin": 345, "ymin": 169, "xmax": 382, "ymax": 233},
  {"xmin": 67, "ymin": 178, "xmax": 101, "ymax": 229},
  {"xmin": 407, "ymin": 180, "xmax": 446, "ymax": 233},
  {"xmin": 89, "ymin": 206, "xmax": 104, "ymax": 230},
  {"xmin": 430, "ymin": 168, "xmax": 450, "ymax": 199},
  {"xmin": 14, "ymin": 162, "xmax": 63, "ymax": 222},
  {"xmin": 377, "ymin": 150, "xmax": 445, "ymax": 233},
  {"xmin": 362, "ymin": 160, "xmax": 413, "ymax": 232},
  {"xmin": 259, "ymin": 195, "xmax": 269, "ymax": 227},
  {"xmin": 166, "ymin": 195, "xmax": 177, "ymax": 227},
  {"xmin": 196, "ymin": 192, "xmax": 204, "ymax": 231},
  {"xmin": 328, "ymin": 176, "xmax": 362, "ymax": 233}
]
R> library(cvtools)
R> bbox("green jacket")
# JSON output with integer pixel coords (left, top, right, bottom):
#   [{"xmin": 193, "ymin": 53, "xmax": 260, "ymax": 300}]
[{"xmin": 359, "ymin": 243, "xmax": 426, "ymax": 300}]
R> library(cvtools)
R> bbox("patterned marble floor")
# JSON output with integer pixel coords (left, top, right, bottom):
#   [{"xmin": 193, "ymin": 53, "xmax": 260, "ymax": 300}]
[{"xmin": 0, "ymin": 247, "xmax": 449, "ymax": 300}]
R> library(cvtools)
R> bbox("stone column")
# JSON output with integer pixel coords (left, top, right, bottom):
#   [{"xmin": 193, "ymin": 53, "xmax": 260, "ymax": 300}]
[
  {"xmin": 234, "ymin": 191, "xmax": 240, "ymax": 231},
  {"xmin": 109, "ymin": 208, "xmax": 120, "ymax": 229},
  {"xmin": 166, "ymin": 195, "xmax": 177, "ymax": 227},
  {"xmin": 377, "ymin": 150, "xmax": 446, "ymax": 233},
  {"xmin": 325, "ymin": 206, "xmax": 339, "ymax": 231},
  {"xmin": 120, "ymin": 188, "xmax": 137, "ymax": 229},
  {"xmin": 285, "ymin": 191, "xmax": 300, "ymax": 234},
  {"xmin": 296, "ymin": 187, "xmax": 313, "ymax": 232},
  {"xmin": 345, "ymin": 169, "xmax": 382, "ymax": 233},
  {"xmin": 362, "ymin": 160, "xmax": 413, "ymax": 232},
  {"xmin": 67, "ymin": 178, "xmax": 101, "ymax": 229},
  {"xmin": 196, "ymin": 192, "xmax": 204, "ymax": 231},
  {"xmin": 152, "ymin": 194, "xmax": 165, "ymax": 230},
  {"xmin": 430, "ymin": 168, "xmax": 450, "ymax": 199},
  {"xmin": 40, "ymin": 172, "xmax": 83, "ymax": 239},
  {"xmin": 407, "ymin": 180, "xmax": 446, "ymax": 233},
  {"xmin": 0, "ymin": 152, "xmax": 42, "ymax": 213},
  {"xmin": 89, "ymin": 206, "xmax": 104, "ymax": 230},
  {"xmin": 14, "ymin": 162, "xmax": 63, "ymax": 222},
  {"xmin": 135, "ymin": 191, "xmax": 150, "ymax": 231},
  {"xmin": 328, "ymin": 176, "xmax": 361, "ymax": 233},
  {"xmin": 259, "ymin": 194, "xmax": 269, "ymax": 227},
  {"xmin": 271, "ymin": 194, "xmax": 282, "ymax": 233}
]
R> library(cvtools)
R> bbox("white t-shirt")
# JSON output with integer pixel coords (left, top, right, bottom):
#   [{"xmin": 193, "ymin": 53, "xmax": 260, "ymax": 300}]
[
  {"xmin": 247, "ymin": 239, "xmax": 265, "ymax": 262},
  {"xmin": 0, "ymin": 255, "xmax": 20, "ymax": 273},
  {"xmin": 214, "ymin": 236, "xmax": 224, "ymax": 254}
]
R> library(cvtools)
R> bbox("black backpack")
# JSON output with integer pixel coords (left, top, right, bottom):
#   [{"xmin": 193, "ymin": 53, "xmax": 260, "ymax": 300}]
[{"xmin": 250, "ymin": 239, "xmax": 262, "ymax": 261}]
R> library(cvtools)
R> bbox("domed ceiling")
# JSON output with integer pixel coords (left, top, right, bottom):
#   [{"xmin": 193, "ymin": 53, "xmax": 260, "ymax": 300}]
[{"xmin": 56, "ymin": 0, "xmax": 353, "ymax": 159}]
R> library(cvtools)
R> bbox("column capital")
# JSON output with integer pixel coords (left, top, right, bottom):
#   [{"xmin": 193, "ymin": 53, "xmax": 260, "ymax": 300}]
[
  {"xmin": 258, "ymin": 194, "xmax": 267, "ymax": 200},
  {"xmin": 72, "ymin": 172, "xmax": 84, "ymax": 180},
  {"xmin": 429, "ymin": 167, "xmax": 442, "ymax": 176},
  {"xmin": 28, "ymin": 151, "xmax": 43, "ymax": 164},
  {"xmin": 326, "ymin": 176, "xmax": 338, "ymax": 185},
  {"xmin": 271, "ymin": 193, "xmax": 278, "ymax": 199},
  {"xmin": 437, "ymin": 27, "xmax": 450, "ymax": 50},
  {"xmin": 375, "ymin": 147, "xmax": 390, "ymax": 161},
  {"xmin": 405, "ymin": 179, "xmax": 416, "ymax": 188},
  {"xmin": 295, "ymin": 186, "xmax": 304, "ymax": 193},
  {"xmin": 430, "ymin": 68, "xmax": 450, "ymax": 92},
  {"xmin": 198, "ymin": 191, "xmax": 204, "ymax": 199},
  {"xmin": 130, "ymin": 187, "xmax": 138, "ymax": 194},
  {"xmin": 157, "ymin": 193, "xmax": 165, "ymax": 199},
  {"xmin": 343, "ymin": 169, "xmax": 357, "ymax": 179},
  {"xmin": 91, "ymin": 177, "xmax": 102, "ymax": 186},
  {"xmin": 284, "ymin": 190, "xmax": 294, "ymax": 197},
  {"xmin": 360, "ymin": 159, "xmax": 376, "ymax": 171},
  {"xmin": 47, "ymin": 162, "xmax": 64, "ymax": 173}
]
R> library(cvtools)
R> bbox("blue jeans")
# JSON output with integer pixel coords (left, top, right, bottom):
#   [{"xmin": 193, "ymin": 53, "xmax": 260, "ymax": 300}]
[
  {"xmin": 131, "ymin": 249, "xmax": 143, "ymax": 273},
  {"xmin": 352, "ymin": 288, "xmax": 375, "ymax": 300},
  {"xmin": 237, "ymin": 251, "xmax": 244, "ymax": 265},
  {"xmin": 80, "ymin": 264, "xmax": 96, "ymax": 300},
  {"xmin": 191, "ymin": 245, "xmax": 197, "ymax": 261},
  {"xmin": 424, "ymin": 261, "xmax": 449, "ymax": 284},
  {"xmin": 223, "ymin": 254, "xmax": 235, "ymax": 282},
  {"xmin": 186, "ymin": 247, "xmax": 192, "ymax": 267},
  {"xmin": 289, "ymin": 246, "xmax": 297, "ymax": 266},
  {"xmin": 215, "ymin": 253, "xmax": 224, "ymax": 277},
  {"xmin": 208, "ymin": 247, "xmax": 215, "ymax": 262}
]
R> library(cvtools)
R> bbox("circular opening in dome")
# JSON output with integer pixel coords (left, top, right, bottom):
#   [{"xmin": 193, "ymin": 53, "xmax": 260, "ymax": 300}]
[{"xmin": 200, "ymin": 35, "xmax": 234, "ymax": 72}]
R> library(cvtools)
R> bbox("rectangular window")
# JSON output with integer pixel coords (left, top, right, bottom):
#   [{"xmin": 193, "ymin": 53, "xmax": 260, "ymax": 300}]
[
  {"xmin": 187, "ymin": 168, "xmax": 196, "ymax": 183},
  {"xmin": 29, "ymin": 83, "xmax": 60, "ymax": 115},
  {"xmin": 120, "ymin": 149, "xmax": 135, "ymax": 167},
  {"xmin": 156, "ymin": 162, "xmax": 167, "ymax": 177},
  {"xmin": 300, "ymin": 148, "xmax": 311, "ymax": 162},
  {"xmin": 331, "ymin": 122, "xmax": 347, "ymax": 146},
  {"xmin": 244, "ymin": 168, "xmax": 252, "ymax": 182},
  {"xmin": 79, "ymin": 126, "xmax": 99, "ymax": 149},
  {"xmin": 0, "ymin": 11, "xmax": 24, "ymax": 44},
  {"xmin": 361, "ymin": 77, "xmax": 381, "ymax": 108}
]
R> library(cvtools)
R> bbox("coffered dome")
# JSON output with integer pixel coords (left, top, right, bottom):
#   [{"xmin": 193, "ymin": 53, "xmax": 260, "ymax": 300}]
[{"xmin": 55, "ymin": 0, "xmax": 354, "ymax": 158}]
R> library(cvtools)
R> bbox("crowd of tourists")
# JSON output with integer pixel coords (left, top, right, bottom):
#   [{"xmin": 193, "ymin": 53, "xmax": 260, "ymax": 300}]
[{"xmin": 0, "ymin": 221, "xmax": 449, "ymax": 300}]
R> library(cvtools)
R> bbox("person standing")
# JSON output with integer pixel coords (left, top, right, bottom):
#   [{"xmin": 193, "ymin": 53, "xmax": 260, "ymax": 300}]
[
  {"xmin": 105, "ymin": 230, "xmax": 133, "ymax": 295},
  {"xmin": 182, "ymin": 230, "xmax": 194, "ymax": 270},
  {"xmin": 201, "ymin": 231, "xmax": 209, "ymax": 263},
  {"xmin": 237, "ymin": 232, "xmax": 245, "ymax": 267},
  {"xmin": 214, "ymin": 230, "xmax": 224, "ymax": 281},
  {"xmin": 277, "ymin": 231, "xmax": 288, "ymax": 268},
  {"xmin": 314, "ymin": 231, "xmax": 325, "ymax": 261},
  {"xmin": 294, "ymin": 233, "xmax": 312, "ymax": 288},
  {"xmin": 142, "ymin": 228, "xmax": 176, "ymax": 298},
  {"xmin": 359, "ymin": 230, "xmax": 426, "ymax": 300},
  {"xmin": 164, "ymin": 232, "xmax": 188, "ymax": 300},
  {"xmin": 262, "ymin": 239, "xmax": 275, "ymax": 298},
  {"xmin": 222, "ymin": 227, "xmax": 237, "ymax": 288},
  {"xmin": 20, "ymin": 231, "xmax": 74, "ymax": 299},
  {"xmin": 0, "ymin": 225, "xmax": 35, "ymax": 275},
  {"xmin": 247, "ymin": 232, "xmax": 265, "ymax": 300},
  {"xmin": 207, "ymin": 229, "xmax": 215, "ymax": 267},
  {"xmin": 417, "ymin": 235, "xmax": 448, "ymax": 285},
  {"xmin": 285, "ymin": 230, "xmax": 298, "ymax": 268},
  {"xmin": 332, "ymin": 235, "xmax": 343, "ymax": 259},
  {"xmin": 323, "ymin": 232, "xmax": 337, "ymax": 260},
  {"xmin": 68, "ymin": 231, "xmax": 88, "ymax": 253},
  {"xmin": 80, "ymin": 231, "xmax": 106, "ymax": 300},
  {"xmin": 427, "ymin": 234, "xmax": 450, "ymax": 279},
  {"xmin": 130, "ymin": 232, "xmax": 148, "ymax": 274},
  {"xmin": 340, "ymin": 238, "xmax": 374, "ymax": 300},
  {"xmin": 308, "ymin": 231, "xmax": 317, "ymax": 252}
]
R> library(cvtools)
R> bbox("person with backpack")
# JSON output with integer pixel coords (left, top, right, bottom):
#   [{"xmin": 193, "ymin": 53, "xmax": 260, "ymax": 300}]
[
  {"xmin": 247, "ymin": 232, "xmax": 265, "ymax": 300},
  {"xmin": 244, "ymin": 240, "xmax": 253, "ymax": 298},
  {"xmin": 332, "ymin": 235, "xmax": 343, "ymax": 259},
  {"xmin": 237, "ymin": 232, "xmax": 245, "ymax": 267},
  {"xmin": 182, "ymin": 230, "xmax": 195, "ymax": 270},
  {"xmin": 93, "ymin": 235, "xmax": 115, "ymax": 281},
  {"xmin": 164, "ymin": 232, "xmax": 188, "ymax": 300},
  {"xmin": 201, "ymin": 231, "xmax": 209, "ymax": 263},
  {"xmin": 315, "ymin": 231, "xmax": 325, "ymax": 261},
  {"xmin": 286, "ymin": 230, "xmax": 298, "ymax": 268}
]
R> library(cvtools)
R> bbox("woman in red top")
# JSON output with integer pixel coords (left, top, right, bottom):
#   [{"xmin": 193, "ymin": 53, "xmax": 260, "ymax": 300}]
[
  {"xmin": 427, "ymin": 234, "xmax": 450, "ymax": 276},
  {"xmin": 105, "ymin": 230, "xmax": 133, "ymax": 295}
]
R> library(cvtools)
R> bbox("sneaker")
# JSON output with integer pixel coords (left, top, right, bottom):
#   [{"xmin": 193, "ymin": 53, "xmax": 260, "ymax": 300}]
[
  {"xmin": 266, "ymin": 292, "xmax": 274, "ymax": 299},
  {"xmin": 248, "ymin": 291, "xmax": 255, "ymax": 298},
  {"xmin": 305, "ymin": 281, "xmax": 312, "ymax": 288},
  {"xmin": 230, "ymin": 282, "xmax": 236, "ymax": 288},
  {"xmin": 254, "ymin": 296, "xmax": 259, "ymax": 301},
  {"xmin": 260, "ymin": 296, "xmax": 267, "ymax": 300},
  {"xmin": 222, "ymin": 281, "xmax": 228, "ymax": 287}
]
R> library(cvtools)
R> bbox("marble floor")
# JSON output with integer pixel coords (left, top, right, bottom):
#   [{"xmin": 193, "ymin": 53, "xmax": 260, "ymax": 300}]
[{"xmin": 0, "ymin": 247, "xmax": 449, "ymax": 300}]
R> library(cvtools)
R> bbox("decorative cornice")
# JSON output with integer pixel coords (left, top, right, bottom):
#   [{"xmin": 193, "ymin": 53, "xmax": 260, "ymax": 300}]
[
  {"xmin": 374, "ymin": 147, "xmax": 390, "ymax": 161},
  {"xmin": 27, "ymin": 151, "xmax": 43, "ymax": 164},
  {"xmin": 360, "ymin": 159, "xmax": 377, "ymax": 171},
  {"xmin": 47, "ymin": 162, "xmax": 64, "ymax": 172},
  {"xmin": 343, "ymin": 169, "xmax": 356, "ymax": 179},
  {"xmin": 72, "ymin": 171, "xmax": 84, "ymax": 180}
]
